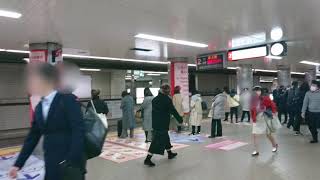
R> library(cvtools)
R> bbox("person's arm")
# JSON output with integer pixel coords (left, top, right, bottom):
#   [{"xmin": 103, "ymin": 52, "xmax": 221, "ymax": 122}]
[
  {"xmin": 264, "ymin": 97, "xmax": 277, "ymax": 113},
  {"xmin": 169, "ymin": 99, "xmax": 183, "ymax": 123},
  {"xmin": 64, "ymin": 95, "xmax": 85, "ymax": 167},
  {"xmin": 103, "ymin": 100, "xmax": 109, "ymax": 114},
  {"xmin": 14, "ymin": 107, "xmax": 42, "ymax": 169},
  {"xmin": 301, "ymin": 92, "xmax": 309, "ymax": 114}
]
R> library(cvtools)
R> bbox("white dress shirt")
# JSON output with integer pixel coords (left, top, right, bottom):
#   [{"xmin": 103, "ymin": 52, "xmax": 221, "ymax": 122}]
[{"xmin": 42, "ymin": 90, "xmax": 58, "ymax": 121}]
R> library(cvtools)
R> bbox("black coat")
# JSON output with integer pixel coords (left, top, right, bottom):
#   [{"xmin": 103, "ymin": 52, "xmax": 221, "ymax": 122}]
[
  {"xmin": 152, "ymin": 92, "xmax": 183, "ymax": 131},
  {"xmin": 15, "ymin": 93, "xmax": 86, "ymax": 180},
  {"xmin": 87, "ymin": 97, "xmax": 109, "ymax": 114}
]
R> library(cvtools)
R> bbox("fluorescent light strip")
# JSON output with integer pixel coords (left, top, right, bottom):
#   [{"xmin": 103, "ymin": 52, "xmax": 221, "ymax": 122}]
[
  {"xmin": 80, "ymin": 68, "xmax": 101, "ymax": 72},
  {"xmin": 300, "ymin": 60, "xmax": 320, "ymax": 66},
  {"xmin": 265, "ymin": 55, "xmax": 283, "ymax": 60},
  {"xmin": 23, "ymin": 58, "xmax": 30, "ymax": 63},
  {"xmin": 188, "ymin": 64, "xmax": 197, "ymax": 67},
  {"xmin": 291, "ymin": 72, "xmax": 305, "ymax": 75},
  {"xmin": 135, "ymin": 33, "xmax": 208, "ymax": 48},
  {"xmin": 254, "ymin": 69, "xmax": 278, "ymax": 73},
  {"xmin": 147, "ymin": 73, "xmax": 161, "ymax": 76},
  {"xmin": 0, "ymin": 10, "xmax": 22, "ymax": 19},
  {"xmin": 5, "ymin": 49, "xmax": 29, "ymax": 53},
  {"xmin": 143, "ymin": 71, "xmax": 168, "ymax": 74},
  {"xmin": 227, "ymin": 67, "xmax": 238, "ymax": 70},
  {"xmin": 0, "ymin": 49, "xmax": 5, "ymax": 51},
  {"xmin": 63, "ymin": 54, "xmax": 169, "ymax": 65},
  {"xmin": 260, "ymin": 80, "xmax": 273, "ymax": 83}
]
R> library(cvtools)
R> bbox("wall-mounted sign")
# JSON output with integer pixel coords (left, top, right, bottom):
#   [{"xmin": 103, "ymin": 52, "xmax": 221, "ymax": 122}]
[
  {"xmin": 228, "ymin": 46, "xmax": 267, "ymax": 61},
  {"xmin": 30, "ymin": 50, "xmax": 48, "ymax": 63},
  {"xmin": 197, "ymin": 52, "xmax": 226, "ymax": 70},
  {"xmin": 270, "ymin": 41, "xmax": 287, "ymax": 56}
]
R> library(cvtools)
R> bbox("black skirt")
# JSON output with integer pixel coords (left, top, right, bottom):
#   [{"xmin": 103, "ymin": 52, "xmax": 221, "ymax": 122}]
[{"xmin": 148, "ymin": 131, "xmax": 173, "ymax": 155}]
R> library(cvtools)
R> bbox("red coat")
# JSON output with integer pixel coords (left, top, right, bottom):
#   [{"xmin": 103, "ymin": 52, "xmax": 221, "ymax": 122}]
[{"xmin": 250, "ymin": 96, "xmax": 277, "ymax": 123}]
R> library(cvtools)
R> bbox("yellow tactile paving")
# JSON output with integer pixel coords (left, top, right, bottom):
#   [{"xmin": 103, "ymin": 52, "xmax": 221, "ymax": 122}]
[{"xmin": 0, "ymin": 146, "xmax": 21, "ymax": 156}]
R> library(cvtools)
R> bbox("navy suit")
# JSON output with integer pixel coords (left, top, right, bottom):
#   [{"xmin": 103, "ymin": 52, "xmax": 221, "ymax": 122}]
[{"xmin": 15, "ymin": 93, "xmax": 86, "ymax": 180}]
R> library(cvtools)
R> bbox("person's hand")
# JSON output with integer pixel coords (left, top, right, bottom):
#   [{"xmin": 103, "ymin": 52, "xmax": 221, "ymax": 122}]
[
  {"xmin": 301, "ymin": 113, "xmax": 305, "ymax": 119},
  {"xmin": 9, "ymin": 166, "xmax": 19, "ymax": 179}
]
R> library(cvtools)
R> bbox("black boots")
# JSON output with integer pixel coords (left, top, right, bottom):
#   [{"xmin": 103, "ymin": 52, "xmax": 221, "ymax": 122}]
[
  {"xmin": 190, "ymin": 126, "xmax": 196, "ymax": 135},
  {"xmin": 144, "ymin": 151, "xmax": 178, "ymax": 167},
  {"xmin": 197, "ymin": 126, "xmax": 201, "ymax": 134},
  {"xmin": 167, "ymin": 150, "xmax": 178, "ymax": 159},
  {"xmin": 144, "ymin": 155, "xmax": 155, "ymax": 167}
]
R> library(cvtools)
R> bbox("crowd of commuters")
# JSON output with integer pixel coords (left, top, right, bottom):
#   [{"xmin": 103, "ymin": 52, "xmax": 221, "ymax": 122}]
[{"xmin": 8, "ymin": 62, "xmax": 320, "ymax": 177}]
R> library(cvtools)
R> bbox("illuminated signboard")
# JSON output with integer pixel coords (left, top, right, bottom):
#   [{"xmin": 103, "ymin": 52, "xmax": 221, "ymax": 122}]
[
  {"xmin": 230, "ymin": 32, "xmax": 266, "ymax": 48},
  {"xmin": 228, "ymin": 46, "xmax": 267, "ymax": 61},
  {"xmin": 197, "ymin": 52, "xmax": 226, "ymax": 70}
]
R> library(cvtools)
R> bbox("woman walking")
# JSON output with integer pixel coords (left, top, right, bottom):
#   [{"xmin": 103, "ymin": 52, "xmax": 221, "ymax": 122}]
[
  {"xmin": 141, "ymin": 88, "xmax": 154, "ymax": 143},
  {"xmin": 251, "ymin": 86, "xmax": 279, "ymax": 156},
  {"xmin": 189, "ymin": 91, "xmax": 203, "ymax": 135},
  {"xmin": 120, "ymin": 91, "xmax": 136, "ymax": 138}
]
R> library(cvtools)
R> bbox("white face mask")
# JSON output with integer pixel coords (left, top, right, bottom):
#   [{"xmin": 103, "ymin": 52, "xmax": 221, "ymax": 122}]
[{"xmin": 310, "ymin": 85, "xmax": 318, "ymax": 92}]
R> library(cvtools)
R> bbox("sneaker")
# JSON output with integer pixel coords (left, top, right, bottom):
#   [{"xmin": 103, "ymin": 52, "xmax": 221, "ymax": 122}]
[
  {"xmin": 144, "ymin": 159, "xmax": 155, "ymax": 167},
  {"xmin": 310, "ymin": 140, "xmax": 319, "ymax": 144},
  {"xmin": 272, "ymin": 144, "xmax": 278, "ymax": 152},
  {"xmin": 251, "ymin": 151, "xmax": 259, "ymax": 156},
  {"xmin": 168, "ymin": 152, "xmax": 178, "ymax": 159}
]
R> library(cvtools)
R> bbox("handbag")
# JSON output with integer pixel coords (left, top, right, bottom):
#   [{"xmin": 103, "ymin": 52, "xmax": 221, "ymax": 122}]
[
  {"xmin": 264, "ymin": 113, "xmax": 282, "ymax": 134},
  {"xmin": 91, "ymin": 100, "xmax": 108, "ymax": 129}
]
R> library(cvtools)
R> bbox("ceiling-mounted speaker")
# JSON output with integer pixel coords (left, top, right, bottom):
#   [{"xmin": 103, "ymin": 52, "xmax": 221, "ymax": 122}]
[{"xmin": 270, "ymin": 41, "xmax": 287, "ymax": 56}]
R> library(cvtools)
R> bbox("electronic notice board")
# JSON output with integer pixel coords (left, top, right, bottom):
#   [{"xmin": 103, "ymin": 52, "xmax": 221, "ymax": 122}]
[{"xmin": 196, "ymin": 52, "xmax": 226, "ymax": 70}]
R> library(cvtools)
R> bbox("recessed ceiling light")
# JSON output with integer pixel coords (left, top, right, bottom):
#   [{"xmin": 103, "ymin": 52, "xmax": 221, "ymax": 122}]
[
  {"xmin": 0, "ymin": 10, "xmax": 22, "ymax": 19},
  {"xmin": 135, "ymin": 33, "xmax": 208, "ymax": 48},
  {"xmin": 300, "ymin": 60, "xmax": 320, "ymax": 66},
  {"xmin": 80, "ymin": 68, "xmax": 101, "ymax": 72},
  {"xmin": 271, "ymin": 27, "xmax": 283, "ymax": 41}
]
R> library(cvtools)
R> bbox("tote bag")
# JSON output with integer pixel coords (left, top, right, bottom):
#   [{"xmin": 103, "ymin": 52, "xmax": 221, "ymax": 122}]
[{"xmin": 91, "ymin": 100, "xmax": 108, "ymax": 129}]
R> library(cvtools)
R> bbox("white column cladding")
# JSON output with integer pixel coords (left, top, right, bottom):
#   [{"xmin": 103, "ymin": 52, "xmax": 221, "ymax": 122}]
[
  {"xmin": 305, "ymin": 67, "xmax": 316, "ymax": 85},
  {"xmin": 110, "ymin": 70, "xmax": 126, "ymax": 99},
  {"xmin": 237, "ymin": 64, "xmax": 253, "ymax": 92},
  {"xmin": 277, "ymin": 65, "xmax": 291, "ymax": 87}
]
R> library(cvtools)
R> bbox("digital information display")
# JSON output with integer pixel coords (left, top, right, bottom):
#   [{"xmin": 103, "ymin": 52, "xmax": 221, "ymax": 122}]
[
  {"xmin": 228, "ymin": 46, "xmax": 267, "ymax": 61},
  {"xmin": 196, "ymin": 52, "xmax": 226, "ymax": 70}
]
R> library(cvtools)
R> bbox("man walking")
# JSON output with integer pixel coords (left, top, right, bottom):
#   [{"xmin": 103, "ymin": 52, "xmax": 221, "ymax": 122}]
[
  {"xmin": 144, "ymin": 84, "xmax": 183, "ymax": 167},
  {"xmin": 302, "ymin": 80, "xmax": 320, "ymax": 143},
  {"xmin": 9, "ymin": 63, "xmax": 86, "ymax": 180}
]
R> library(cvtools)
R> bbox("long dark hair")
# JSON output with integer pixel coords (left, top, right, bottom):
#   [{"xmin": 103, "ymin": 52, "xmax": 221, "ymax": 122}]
[{"xmin": 144, "ymin": 87, "xmax": 153, "ymax": 97}]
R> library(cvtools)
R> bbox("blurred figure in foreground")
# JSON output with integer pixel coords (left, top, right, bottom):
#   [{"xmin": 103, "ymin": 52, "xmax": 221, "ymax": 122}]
[
  {"xmin": 302, "ymin": 80, "xmax": 320, "ymax": 143},
  {"xmin": 120, "ymin": 91, "xmax": 136, "ymax": 138},
  {"xmin": 9, "ymin": 63, "xmax": 86, "ymax": 180},
  {"xmin": 141, "ymin": 88, "xmax": 154, "ymax": 143},
  {"xmin": 251, "ymin": 87, "xmax": 279, "ymax": 156},
  {"xmin": 144, "ymin": 84, "xmax": 183, "ymax": 167}
]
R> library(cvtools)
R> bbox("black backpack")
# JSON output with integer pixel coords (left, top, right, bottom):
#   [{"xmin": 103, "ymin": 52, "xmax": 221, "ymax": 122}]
[{"xmin": 61, "ymin": 94, "xmax": 108, "ymax": 159}]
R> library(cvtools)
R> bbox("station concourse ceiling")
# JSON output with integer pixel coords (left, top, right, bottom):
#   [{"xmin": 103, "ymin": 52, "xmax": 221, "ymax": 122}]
[{"xmin": 0, "ymin": 0, "xmax": 320, "ymax": 72}]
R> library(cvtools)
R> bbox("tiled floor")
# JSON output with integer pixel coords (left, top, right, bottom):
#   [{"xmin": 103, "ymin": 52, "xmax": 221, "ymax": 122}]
[{"xmin": 2, "ymin": 120, "xmax": 320, "ymax": 180}]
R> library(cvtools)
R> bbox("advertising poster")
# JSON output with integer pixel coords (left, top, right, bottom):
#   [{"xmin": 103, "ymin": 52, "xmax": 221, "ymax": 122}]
[
  {"xmin": 106, "ymin": 100, "xmax": 123, "ymax": 119},
  {"xmin": 170, "ymin": 62, "xmax": 190, "ymax": 112}
]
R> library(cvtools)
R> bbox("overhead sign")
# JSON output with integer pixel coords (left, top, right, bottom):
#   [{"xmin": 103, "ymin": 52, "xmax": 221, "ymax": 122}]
[
  {"xmin": 197, "ymin": 52, "xmax": 226, "ymax": 70},
  {"xmin": 29, "ymin": 50, "xmax": 47, "ymax": 63},
  {"xmin": 230, "ymin": 32, "xmax": 266, "ymax": 48},
  {"xmin": 228, "ymin": 46, "xmax": 267, "ymax": 61}
]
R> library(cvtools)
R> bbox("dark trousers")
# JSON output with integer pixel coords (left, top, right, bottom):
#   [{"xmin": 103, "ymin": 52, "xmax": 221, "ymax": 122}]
[
  {"xmin": 211, "ymin": 119, "xmax": 222, "ymax": 137},
  {"xmin": 230, "ymin": 107, "xmax": 239, "ymax": 123},
  {"xmin": 117, "ymin": 120, "xmax": 122, "ymax": 137},
  {"xmin": 308, "ymin": 112, "xmax": 320, "ymax": 141},
  {"xmin": 241, "ymin": 111, "xmax": 250, "ymax": 122},
  {"xmin": 278, "ymin": 110, "xmax": 288, "ymax": 123},
  {"xmin": 293, "ymin": 114, "xmax": 302, "ymax": 132},
  {"xmin": 224, "ymin": 112, "xmax": 229, "ymax": 121},
  {"xmin": 191, "ymin": 126, "xmax": 201, "ymax": 134},
  {"xmin": 288, "ymin": 108, "xmax": 298, "ymax": 128}
]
